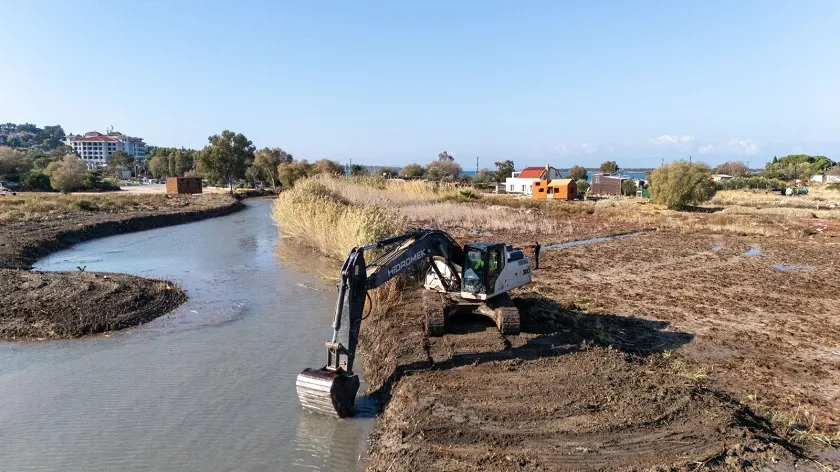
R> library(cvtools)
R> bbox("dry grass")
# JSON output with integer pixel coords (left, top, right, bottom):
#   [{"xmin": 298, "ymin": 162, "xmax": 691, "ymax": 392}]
[
  {"xmin": 592, "ymin": 198, "xmax": 838, "ymax": 237},
  {"xmin": 0, "ymin": 192, "xmax": 234, "ymax": 222},
  {"xmin": 272, "ymin": 178, "xmax": 404, "ymax": 261},
  {"xmin": 748, "ymin": 401, "xmax": 840, "ymax": 448},
  {"xmin": 711, "ymin": 188, "xmax": 840, "ymax": 210}
]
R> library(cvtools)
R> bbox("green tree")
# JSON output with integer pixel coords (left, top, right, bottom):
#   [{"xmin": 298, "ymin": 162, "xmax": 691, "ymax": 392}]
[
  {"xmin": 42, "ymin": 125, "xmax": 66, "ymax": 149},
  {"xmin": 197, "ymin": 130, "xmax": 256, "ymax": 193},
  {"xmin": 494, "ymin": 160, "xmax": 515, "ymax": 182},
  {"xmin": 148, "ymin": 153, "xmax": 169, "ymax": 179},
  {"xmin": 568, "ymin": 165, "xmax": 588, "ymax": 181},
  {"xmin": 253, "ymin": 148, "xmax": 292, "ymax": 189},
  {"xmin": 399, "ymin": 163, "xmax": 424, "ymax": 178},
  {"xmin": 472, "ymin": 168, "xmax": 496, "ymax": 189},
  {"xmin": 106, "ymin": 150, "xmax": 134, "ymax": 177},
  {"xmin": 599, "ymin": 160, "xmax": 619, "ymax": 174},
  {"xmin": 575, "ymin": 178, "xmax": 589, "ymax": 198},
  {"xmin": 650, "ymin": 161, "xmax": 716, "ymax": 210},
  {"xmin": 350, "ymin": 164, "xmax": 369, "ymax": 176},
  {"xmin": 46, "ymin": 155, "xmax": 88, "ymax": 193},
  {"xmin": 311, "ymin": 158, "xmax": 344, "ymax": 176},
  {"xmin": 438, "ymin": 151, "xmax": 454, "ymax": 162},
  {"xmin": 713, "ymin": 161, "xmax": 750, "ymax": 177},
  {"xmin": 381, "ymin": 168, "xmax": 398, "ymax": 178},
  {"xmin": 21, "ymin": 169, "xmax": 53, "ymax": 191},
  {"xmin": 425, "ymin": 160, "xmax": 462, "ymax": 182},
  {"xmin": 621, "ymin": 178, "xmax": 638, "ymax": 196}
]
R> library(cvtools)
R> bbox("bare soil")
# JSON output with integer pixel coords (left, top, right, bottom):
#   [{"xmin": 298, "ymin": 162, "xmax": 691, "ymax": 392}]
[
  {"xmin": 0, "ymin": 194, "xmax": 243, "ymax": 340},
  {"xmin": 0, "ymin": 269, "xmax": 185, "ymax": 340},
  {"xmin": 359, "ymin": 211, "xmax": 840, "ymax": 470}
]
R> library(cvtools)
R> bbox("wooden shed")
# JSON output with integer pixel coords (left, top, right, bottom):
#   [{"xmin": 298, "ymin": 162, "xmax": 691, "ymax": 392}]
[
  {"xmin": 532, "ymin": 178, "xmax": 577, "ymax": 200},
  {"xmin": 166, "ymin": 177, "xmax": 202, "ymax": 194},
  {"xmin": 590, "ymin": 174, "xmax": 627, "ymax": 196}
]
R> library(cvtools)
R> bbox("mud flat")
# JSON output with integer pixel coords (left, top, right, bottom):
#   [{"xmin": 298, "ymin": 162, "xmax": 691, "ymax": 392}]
[{"xmin": 0, "ymin": 193, "xmax": 242, "ymax": 340}]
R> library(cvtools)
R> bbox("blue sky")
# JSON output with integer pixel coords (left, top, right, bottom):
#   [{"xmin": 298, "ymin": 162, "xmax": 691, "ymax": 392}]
[{"xmin": 2, "ymin": 1, "xmax": 838, "ymax": 169}]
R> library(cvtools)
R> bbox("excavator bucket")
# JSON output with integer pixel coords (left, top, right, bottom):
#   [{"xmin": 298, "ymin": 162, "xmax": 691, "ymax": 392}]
[{"xmin": 296, "ymin": 368, "xmax": 360, "ymax": 418}]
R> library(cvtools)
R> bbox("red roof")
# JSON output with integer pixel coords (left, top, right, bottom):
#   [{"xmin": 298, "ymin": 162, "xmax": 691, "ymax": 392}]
[{"xmin": 517, "ymin": 167, "xmax": 547, "ymax": 179}]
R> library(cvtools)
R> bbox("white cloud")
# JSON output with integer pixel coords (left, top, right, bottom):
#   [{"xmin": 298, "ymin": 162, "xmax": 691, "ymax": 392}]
[
  {"xmin": 698, "ymin": 144, "xmax": 714, "ymax": 155},
  {"xmin": 554, "ymin": 143, "xmax": 597, "ymax": 155},
  {"xmin": 727, "ymin": 138, "xmax": 760, "ymax": 156},
  {"xmin": 652, "ymin": 134, "xmax": 695, "ymax": 144}
]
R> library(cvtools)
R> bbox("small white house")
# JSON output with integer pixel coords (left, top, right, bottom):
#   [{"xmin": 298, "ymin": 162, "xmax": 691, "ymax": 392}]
[{"xmin": 505, "ymin": 165, "xmax": 561, "ymax": 195}]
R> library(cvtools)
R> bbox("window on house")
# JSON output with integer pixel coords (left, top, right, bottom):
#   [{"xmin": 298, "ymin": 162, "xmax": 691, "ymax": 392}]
[{"xmin": 522, "ymin": 185, "xmax": 526, "ymax": 192}]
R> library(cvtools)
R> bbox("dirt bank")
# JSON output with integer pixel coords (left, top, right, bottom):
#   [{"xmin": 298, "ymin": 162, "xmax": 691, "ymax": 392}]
[
  {"xmin": 0, "ymin": 194, "xmax": 244, "ymax": 269},
  {"xmin": 0, "ymin": 269, "xmax": 186, "ymax": 340},
  {"xmin": 0, "ymin": 194, "xmax": 243, "ymax": 340}
]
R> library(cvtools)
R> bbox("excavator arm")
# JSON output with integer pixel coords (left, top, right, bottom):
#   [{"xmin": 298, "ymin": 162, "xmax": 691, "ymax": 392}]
[{"xmin": 296, "ymin": 229, "xmax": 465, "ymax": 417}]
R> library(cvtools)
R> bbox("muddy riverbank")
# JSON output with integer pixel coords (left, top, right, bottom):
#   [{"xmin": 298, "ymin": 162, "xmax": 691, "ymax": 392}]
[{"xmin": 0, "ymin": 194, "xmax": 243, "ymax": 340}]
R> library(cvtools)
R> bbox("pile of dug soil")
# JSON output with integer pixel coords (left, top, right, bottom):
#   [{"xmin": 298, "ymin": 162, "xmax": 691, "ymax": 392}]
[{"xmin": 0, "ymin": 269, "xmax": 186, "ymax": 340}]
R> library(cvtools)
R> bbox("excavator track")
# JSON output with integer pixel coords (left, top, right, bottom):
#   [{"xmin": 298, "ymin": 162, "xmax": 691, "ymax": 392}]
[
  {"xmin": 479, "ymin": 292, "xmax": 520, "ymax": 335},
  {"xmin": 422, "ymin": 290, "xmax": 447, "ymax": 337}
]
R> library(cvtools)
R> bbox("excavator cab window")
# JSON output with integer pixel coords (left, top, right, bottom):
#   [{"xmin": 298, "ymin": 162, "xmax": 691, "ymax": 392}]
[{"xmin": 462, "ymin": 247, "xmax": 487, "ymax": 294}]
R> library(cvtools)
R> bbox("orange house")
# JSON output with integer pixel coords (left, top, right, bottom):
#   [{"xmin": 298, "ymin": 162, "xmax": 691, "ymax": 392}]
[{"xmin": 532, "ymin": 178, "xmax": 577, "ymax": 200}]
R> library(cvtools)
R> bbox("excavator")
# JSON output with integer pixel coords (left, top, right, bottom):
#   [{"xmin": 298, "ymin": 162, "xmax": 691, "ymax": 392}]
[{"xmin": 296, "ymin": 229, "xmax": 533, "ymax": 417}]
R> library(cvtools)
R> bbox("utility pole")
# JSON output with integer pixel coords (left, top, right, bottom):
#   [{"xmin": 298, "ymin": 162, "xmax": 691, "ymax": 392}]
[
  {"xmin": 689, "ymin": 155, "xmax": 692, "ymax": 164},
  {"xmin": 661, "ymin": 157, "xmax": 665, "ymax": 167}
]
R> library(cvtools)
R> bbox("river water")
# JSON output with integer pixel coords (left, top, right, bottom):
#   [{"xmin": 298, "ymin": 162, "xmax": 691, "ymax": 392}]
[{"xmin": 1, "ymin": 200, "xmax": 374, "ymax": 471}]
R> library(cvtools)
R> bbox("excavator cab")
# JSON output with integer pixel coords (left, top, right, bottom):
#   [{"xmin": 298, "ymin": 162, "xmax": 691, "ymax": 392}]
[{"xmin": 461, "ymin": 243, "xmax": 505, "ymax": 296}]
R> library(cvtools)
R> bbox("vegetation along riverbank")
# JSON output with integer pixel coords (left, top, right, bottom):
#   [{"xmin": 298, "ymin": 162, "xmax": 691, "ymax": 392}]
[
  {"xmin": 0, "ymin": 192, "xmax": 243, "ymax": 340},
  {"xmin": 275, "ymin": 174, "xmax": 840, "ymax": 471}
]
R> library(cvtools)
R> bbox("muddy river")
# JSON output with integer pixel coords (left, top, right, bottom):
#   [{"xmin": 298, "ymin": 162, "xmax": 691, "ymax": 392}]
[{"xmin": 2, "ymin": 200, "xmax": 373, "ymax": 471}]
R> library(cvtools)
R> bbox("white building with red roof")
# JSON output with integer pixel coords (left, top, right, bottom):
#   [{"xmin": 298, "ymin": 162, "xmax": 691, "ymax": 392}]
[
  {"xmin": 64, "ymin": 130, "xmax": 147, "ymax": 169},
  {"xmin": 504, "ymin": 164, "xmax": 561, "ymax": 195}
]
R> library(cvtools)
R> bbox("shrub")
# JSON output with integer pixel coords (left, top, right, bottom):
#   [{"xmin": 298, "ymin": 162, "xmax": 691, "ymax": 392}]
[
  {"xmin": 650, "ymin": 161, "xmax": 717, "ymax": 210},
  {"xmin": 575, "ymin": 179, "xmax": 589, "ymax": 198},
  {"xmin": 622, "ymin": 179, "xmax": 638, "ymax": 196},
  {"xmin": 20, "ymin": 169, "xmax": 53, "ymax": 191},
  {"xmin": 46, "ymin": 155, "xmax": 88, "ymax": 193},
  {"xmin": 718, "ymin": 176, "xmax": 785, "ymax": 191},
  {"xmin": 825, "ymin": 182, "xmax": 840, "ymax": 191}
]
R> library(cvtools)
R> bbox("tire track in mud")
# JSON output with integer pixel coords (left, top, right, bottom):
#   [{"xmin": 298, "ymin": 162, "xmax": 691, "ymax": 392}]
[{"xmin": 360, "ymin": 287, "xmax": 810, "ymax": 471}]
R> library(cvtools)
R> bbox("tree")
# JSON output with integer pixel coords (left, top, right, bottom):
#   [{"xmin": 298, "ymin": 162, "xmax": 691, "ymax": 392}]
[
  {"xmin": 650, "ymin": 160, "xmax": 717, "ymax": 210},
  {"xmin": 575, "ymin": 179, "xmax": 589, "ymax": 198},
  {"xmin": 713, "ymin": 161, "xmax": 750, "ymax": 177},
  {"xmin": 763, "ymin": 154, "xmax": 835, "ymax": 181},
  {"xmin": 311, "ymin": 158, "xmax": 344, "ymax": 176},
  {"xmin": 472, "ymin": 168, "xmax": 496, "ymax": 189},
  {"xmin": 568, "ymin": 165, "xmax": 588, "ymax": 181},
  {"xmin": 41, "ymin": 125, "xmax": 66, "ymax": 149},
  {"xmin": 438, "ymin": 151, "xmax": 454, "ymax": 162},
  {"xmin": 106, "ymin": 150, "xmax": 134, "ymax": 177},
  {"xmin": 253, "ymin": 147, "xmax": 290, "ymax": 189},
  {"xmin": 599, "ymin": 160, "xmax": 619, "ymax": 174},
  {"xmin": 381, "ymin": 168, "xmax": 398, "ymax": 178},
  {"xmin": 148, "ymin": 153, "xmax": 169, "ymax": 179},
  {"xmin": 46, "ymin": 155, "xmax": 88, "ymax": 193},
  {"xmin": 399, "ymin": 163, "xmax": 424, "ymax": 178},
  {"xmin": 350, "ymin": 164, "xmax": 369, "ymax": 176},
  {"xmin": 622, "ymin": 178, "xmax": 638, "ymax": 196},
  {"xmin": 197, "ymin": 130, "xmax": 255, "ymax": 193},
  {"xmin": 0, "ymin": 146, "xmax": 32, "ymax": 180},
  {"xmin": 277, "ymin": 160, "xmax": 312, "ymax": 188},
  {"xmin": 20, "ymin": 169, "xmax": 52, "ymax": 191},
  {"xmin": 494, "ymin": 160, "xmax": 515, "ymax": 182},
  {"xmin": 425, "ymin": 160, "xmax": 462, "ymax": 182}
]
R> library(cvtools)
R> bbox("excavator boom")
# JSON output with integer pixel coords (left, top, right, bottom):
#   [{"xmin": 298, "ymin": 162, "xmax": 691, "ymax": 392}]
[{"xmin": 296, "ymin": 229, "xmax": 529, "ymax": 417}]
